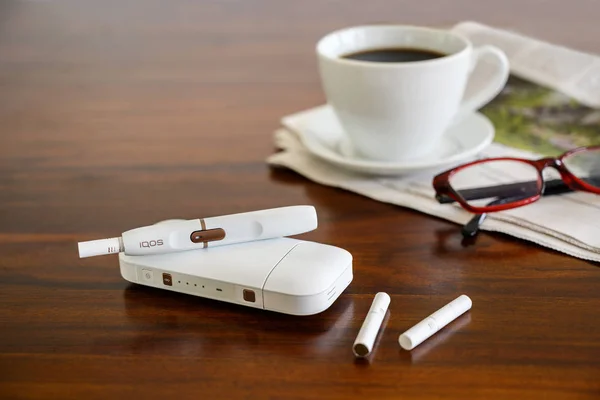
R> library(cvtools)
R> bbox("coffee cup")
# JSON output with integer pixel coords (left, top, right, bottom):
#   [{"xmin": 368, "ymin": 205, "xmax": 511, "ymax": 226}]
[{"xmin": 316, "ymin": 25, "xmax": 510, "ymax": 162}]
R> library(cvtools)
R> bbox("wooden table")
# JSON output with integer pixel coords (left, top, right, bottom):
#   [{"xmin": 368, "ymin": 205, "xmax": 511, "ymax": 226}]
[{"xmin": 1, "ymin": 1, "xmax": 599, "ymax": 399}]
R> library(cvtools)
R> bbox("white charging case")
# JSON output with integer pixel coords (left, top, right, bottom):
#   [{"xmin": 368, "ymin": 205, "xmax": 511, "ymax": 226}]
[{"xmin": 119, "ymin": 238, "xmax": 353, "ymax": 316}]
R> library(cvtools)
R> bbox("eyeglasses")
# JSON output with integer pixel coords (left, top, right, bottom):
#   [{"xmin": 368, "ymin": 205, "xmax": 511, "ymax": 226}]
[{"xmin": 432, "ymin": 146, "xmax": 600, "ymax": 237}]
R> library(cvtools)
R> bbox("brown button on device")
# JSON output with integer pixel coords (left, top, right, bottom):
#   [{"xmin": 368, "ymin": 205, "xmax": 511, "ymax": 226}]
[
  {"xmin": 162, "ymin": 273, "xmax": 173, "ymax": 286},
  {"xmin": 243, "ymin": 289, "xmax": 256, "ymax": 303},
  {"xmin": 190, "ymin": 228, "xmax": 226, "ymax": 245}
]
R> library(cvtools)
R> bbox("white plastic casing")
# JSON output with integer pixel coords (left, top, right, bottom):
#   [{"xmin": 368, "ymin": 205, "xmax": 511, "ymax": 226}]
[
  {"xmin": 118, "ymin": 238, "xmax": 353, "ymax": 316},
  {"xmin": 203, "ymin": 205, "xmax": 318, "ymax": 247},
  {"xmin": 120, "ymin": 205, "xmax": 318, "ymax": 256},
  {"xmin": 121, "ymin": 219, "xmax": 202, "ymax": 255}
]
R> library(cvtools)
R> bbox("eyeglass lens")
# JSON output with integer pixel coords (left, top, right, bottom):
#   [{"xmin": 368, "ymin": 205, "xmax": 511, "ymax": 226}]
[
  {"xmin": 562, "ymin": 148, "xmax": 600, "ymax": 188},
  {"xmin": 449, "ymin": 160, "xmax": 543, "ymax": 209}
]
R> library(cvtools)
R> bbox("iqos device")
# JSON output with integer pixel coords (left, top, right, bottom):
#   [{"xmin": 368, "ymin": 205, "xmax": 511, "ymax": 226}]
[
  {"xmin": 78, "ymin": 205, "xmax": 318, "ymax": 258},
  {"xmin": 119, "ymin": 238, "xmax": 353, "ymax": 316}
]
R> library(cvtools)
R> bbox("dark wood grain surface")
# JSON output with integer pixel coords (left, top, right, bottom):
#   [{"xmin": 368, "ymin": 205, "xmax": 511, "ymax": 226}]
[{"xmin": 1, "ymin": 1, "xmax": 599, "ymax": 399}]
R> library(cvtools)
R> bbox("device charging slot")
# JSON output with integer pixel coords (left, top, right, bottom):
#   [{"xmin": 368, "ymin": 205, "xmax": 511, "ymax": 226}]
[{"xmin": 211, "ymin": 284, "xmax": 231, "ymax": 297}]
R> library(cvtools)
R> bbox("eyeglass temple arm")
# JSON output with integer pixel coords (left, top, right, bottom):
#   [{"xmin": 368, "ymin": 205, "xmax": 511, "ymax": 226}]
[
  {"xmin": 436, "ymin": 178, "xmax": 571, "ymax": 204},
  {"xmin": 462, "ymin": 194, "xmax": 529, "ymax": 238}
]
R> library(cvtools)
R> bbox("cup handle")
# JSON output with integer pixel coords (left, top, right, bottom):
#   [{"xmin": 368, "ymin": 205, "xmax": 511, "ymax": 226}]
[{"xmin": 455, "ymin": 45, "xmax": 510, "ymax": 123}]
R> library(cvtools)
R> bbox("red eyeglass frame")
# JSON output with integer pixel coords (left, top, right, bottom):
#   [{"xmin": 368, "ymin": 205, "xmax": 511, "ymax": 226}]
[{"xmin": 432, "ymin": 146, "xmax": 600, "ymax": 213}]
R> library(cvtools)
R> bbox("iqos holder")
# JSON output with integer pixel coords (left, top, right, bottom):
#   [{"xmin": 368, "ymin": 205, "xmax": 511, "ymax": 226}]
[{"xmin": 78, "ymin": 205, "xmax": 318, "ymax": 258}]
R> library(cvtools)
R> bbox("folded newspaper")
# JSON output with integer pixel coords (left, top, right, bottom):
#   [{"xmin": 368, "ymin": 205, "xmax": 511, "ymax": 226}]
[{"xmin": 267, "ymin": 22, "xmax": 600, "ymax": 262}]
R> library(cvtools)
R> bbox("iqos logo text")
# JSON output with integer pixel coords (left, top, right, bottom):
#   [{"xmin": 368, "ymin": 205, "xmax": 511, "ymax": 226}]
[{"xmin": 140, "ymin": 239, "xmax": 164, "ymax": 248}]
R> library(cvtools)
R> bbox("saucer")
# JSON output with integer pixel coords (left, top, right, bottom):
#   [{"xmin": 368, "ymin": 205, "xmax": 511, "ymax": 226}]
[{"xmin": 281, "ymin": 105, "xmax": 495, "ymax": 176}]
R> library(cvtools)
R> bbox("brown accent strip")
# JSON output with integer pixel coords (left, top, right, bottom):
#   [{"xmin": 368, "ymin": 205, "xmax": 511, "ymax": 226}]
[
  {"xmin": 190, "ymin": 220, "xmax": 226, "ymax": 249},
  {"xmin": 200, "ymin": 219, "xmax": 207, "ymax": 248}
]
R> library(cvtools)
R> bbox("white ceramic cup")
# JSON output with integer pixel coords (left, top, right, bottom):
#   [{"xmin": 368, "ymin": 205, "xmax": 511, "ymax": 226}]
[{"xmin": 317, "ymin": 25, "xmax": 510, "ymax": 162}]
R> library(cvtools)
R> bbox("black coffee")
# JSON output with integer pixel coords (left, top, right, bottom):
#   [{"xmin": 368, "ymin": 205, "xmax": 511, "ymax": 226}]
[{"xmin": 342, "ymin": 48, "xmax": 446, "ymax": 63}]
